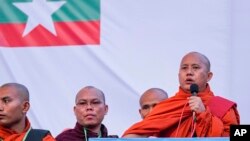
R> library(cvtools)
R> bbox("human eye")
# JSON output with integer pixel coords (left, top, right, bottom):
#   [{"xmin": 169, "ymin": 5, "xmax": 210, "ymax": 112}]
[
  {"xmin": 192, "ymin": 65, "xmax": 200, "ymax": 70},
  {"xmin": 152, "ymin": 104, "xmax": 157, "ymax": 108},
  {"xmin": 181, "ymin": 65, "xmax": 188, "ymax": 70},
  {"xmin": 142, "ymin": 105, "xmax": 150, "ymax": 110},
  {"xmin": 76, "ymin": 101, "xmax": 87, "ymax": 106},
  {"xmin": 2, "ymin": 97, "xmax": 11, "ymax": 104},
  {"xmin": 91, "ymin": 100, "xmax": 101, "ymax": 105}
]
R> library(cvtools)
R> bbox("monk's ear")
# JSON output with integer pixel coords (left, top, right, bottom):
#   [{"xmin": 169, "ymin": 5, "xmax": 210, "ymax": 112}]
[
  {"xmin": 139, "ymin": 109, "xmax": 144, "ymax": 119},
  {"xmin": 22, "ymin": 101, "xmax": 30, "ymax": 114},
  {"xmin": 104, "ymin": 104, "xmax": 108, "ymax": 115},
  {"xmin": 207, "ymin": 72, "xmax": 213, "ymax": 82},
  {"xmin": 73, "ymin": 106, "xmax": 77, "ymax": 116}
]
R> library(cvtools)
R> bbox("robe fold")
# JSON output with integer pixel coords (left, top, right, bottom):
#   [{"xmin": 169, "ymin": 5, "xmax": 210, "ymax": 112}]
[
  {"xmin": 122, "ymin": 84, "xmax": 240, "ymax": 137},
  {"xmin": 0, "ymin": 117, "xmax": 55, "ymax": 141},
  {"xmin": 56, "ymin": 122, "xmax": 118, "ymax": 141}
]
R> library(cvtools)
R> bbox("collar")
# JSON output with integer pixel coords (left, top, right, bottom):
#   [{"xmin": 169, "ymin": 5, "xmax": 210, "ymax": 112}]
[
  {"xmin": 176, "ymin": 84, "xmax": 214, "ymax": 104},
  {"xmin": 0, "ymin": 117, "xmax": 31, "ymax": 139},
  {"xmin": 74, "ymin": 122, "xmax": 108, "ymax": 138}
]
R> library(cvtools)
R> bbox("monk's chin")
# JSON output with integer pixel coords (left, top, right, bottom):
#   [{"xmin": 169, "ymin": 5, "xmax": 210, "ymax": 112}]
[{"xmin": 83, "ymin": 122, "xmax": 99, "ymax": 128}]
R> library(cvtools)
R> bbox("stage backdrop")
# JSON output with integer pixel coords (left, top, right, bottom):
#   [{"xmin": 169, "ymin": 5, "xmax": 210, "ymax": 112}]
[{"xmin": 0, "ymin": 0, "xmax": 249, "ymax": 137}]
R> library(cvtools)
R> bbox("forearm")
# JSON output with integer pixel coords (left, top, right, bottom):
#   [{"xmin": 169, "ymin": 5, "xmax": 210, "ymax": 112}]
[
  {"xmin": 221, "ymin": 108, "xmax": 240, "ymax": 136},
  {"xmin": 195, "ymin": 106, "xmax": 224, "ymax": 137}
]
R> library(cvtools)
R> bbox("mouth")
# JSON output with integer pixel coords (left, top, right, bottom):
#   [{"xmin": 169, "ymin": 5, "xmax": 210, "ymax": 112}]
[
  {"xmin": 0, "ymin": 114, "xmax": 6, "ymax": 119},
  {"xmin": 84, "ymin": 114, "xmax": 95, "ymax": 118},
  {"xmin": 185, "ymin": 78, "xmax": 194, "ymax": 84}
]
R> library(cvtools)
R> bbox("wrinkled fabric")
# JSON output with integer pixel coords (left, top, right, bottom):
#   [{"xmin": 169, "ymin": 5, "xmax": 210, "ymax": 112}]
[
  {"xmin": 0, "ymin": 117, "xmax": 55, "ymax": 141},
  {"xmin": 56, "ymin": 122, "xmax": 118, "ymax": 141},
  {"xmin": 123, "ymin": 84, "xmax": 240, "ymax": 137}
]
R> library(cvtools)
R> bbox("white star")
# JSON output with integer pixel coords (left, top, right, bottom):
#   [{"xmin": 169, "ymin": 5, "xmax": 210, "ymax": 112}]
[{"xmin": 13, "ymin": 0, "xmax": 66, "ymax": 36}]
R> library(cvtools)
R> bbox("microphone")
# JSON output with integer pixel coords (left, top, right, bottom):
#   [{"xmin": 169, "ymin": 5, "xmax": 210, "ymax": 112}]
[
  {"xmin": 190, "ymin": 84, "xmax": 199, "ymax": 96},
  {"xmin": 190, "ymin": 84, "xmax": 199, "ymax": 123}
]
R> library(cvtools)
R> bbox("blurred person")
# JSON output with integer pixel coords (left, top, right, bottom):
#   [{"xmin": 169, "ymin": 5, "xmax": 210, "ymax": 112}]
[{"xmin": 139, "ymin": 88, "xmax": 168, "ymax": 119}]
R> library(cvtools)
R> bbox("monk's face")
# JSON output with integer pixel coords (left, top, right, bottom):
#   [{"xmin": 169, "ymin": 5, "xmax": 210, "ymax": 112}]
[
  {"xmin": 139, "ymin": 90, "xmax": 167, "ymax": 119},
  {"xmin": 74, "ymin": 88, "xmax": 108, "ymax": 128},
  {"xmin": 0, "ymin": 86, "xmax": 28, "ymax": 128},
  {"xmin": 178, "ymin": 53, "xmax": 213, "ymax": 93}
]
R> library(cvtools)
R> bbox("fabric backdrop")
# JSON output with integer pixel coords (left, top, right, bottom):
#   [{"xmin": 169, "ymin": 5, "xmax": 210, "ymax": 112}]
[{"xmin": 0, "ymin": 0, "xmax": 249, "ymax": 137}]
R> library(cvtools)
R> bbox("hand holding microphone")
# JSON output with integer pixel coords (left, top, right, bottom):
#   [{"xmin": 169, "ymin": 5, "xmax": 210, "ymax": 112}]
[
  {"xmin": 188, "ymin": 84, "xmax": 205, "ymax": 118},
  {"xmin": 189, "ymin": 84, "xmax": 204, "ymax": 137}
]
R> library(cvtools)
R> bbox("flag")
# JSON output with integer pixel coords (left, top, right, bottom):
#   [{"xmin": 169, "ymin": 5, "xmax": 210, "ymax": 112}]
[
  {"xmin": 0, "ymin": 0, "xmax": 100, "ymax": 47},
  {"xmin": 0, "ymin": 0, "xmax": 249, "ymax": 137}
]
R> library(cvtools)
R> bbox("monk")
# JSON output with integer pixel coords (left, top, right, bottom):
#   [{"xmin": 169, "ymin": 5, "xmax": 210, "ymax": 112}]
[
  {"xmin": 123, "ymin": 51, "xmax": 240, "ymax": 137},
  {"xmin": 56, "ymin": 86, "xmax": 118, "ymax": 141},
  {"xmin": 139, "ymin": 88, "xmax": 168, "ymax": 119},
  {"xmin": 0, "ymin": 83, "xmax": 55, "ymax": 141}
]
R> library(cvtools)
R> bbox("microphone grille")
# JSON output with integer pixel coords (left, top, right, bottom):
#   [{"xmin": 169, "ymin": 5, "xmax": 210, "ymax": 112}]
[{"xmin": 190, "ymin": 84, "xmax": 199, "ymax": 94}]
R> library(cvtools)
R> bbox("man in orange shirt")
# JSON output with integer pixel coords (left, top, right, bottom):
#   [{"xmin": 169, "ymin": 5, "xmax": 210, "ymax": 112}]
[
  {"xmin": 0, "ymin": 83, "xmax": 55, "ymax": 141},
  {"xmin": 123, "ymin": 51, "xmax": 240, "ymax": 137},
  {"xmin": 139, "ymin": 88, "xmax": 168, "ymax": 119}
]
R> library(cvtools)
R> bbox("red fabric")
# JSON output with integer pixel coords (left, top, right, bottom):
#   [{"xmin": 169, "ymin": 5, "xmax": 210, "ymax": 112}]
[
  {"xmin": 0, "ymin": 21, "xmax": 100, "ymax": 47},
  {"xmin": 208, "ymin": 96, "xmax": 236, "ymax": 119},
  {"xmin": 122, "ymin": 85, "xmax": 240, "ymax": 137}
]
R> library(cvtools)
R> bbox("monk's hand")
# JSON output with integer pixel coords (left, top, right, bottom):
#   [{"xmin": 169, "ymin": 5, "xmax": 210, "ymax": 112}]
[{"xmin": 188, "ymin": 96, "xmax": 205, "ymax": 113}]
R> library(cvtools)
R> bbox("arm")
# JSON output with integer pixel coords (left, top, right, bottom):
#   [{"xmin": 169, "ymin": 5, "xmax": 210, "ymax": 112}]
[
  {"xmin": 221, "ymin": 107, "xmax": 240, "ymax": 136},
  {"xmin": 195, "ymin": 107, "xmax": 223, "ymax": 137},
  {"xmin": 195, "ymin": 106, "xmax": 239, "ymax": 137}
]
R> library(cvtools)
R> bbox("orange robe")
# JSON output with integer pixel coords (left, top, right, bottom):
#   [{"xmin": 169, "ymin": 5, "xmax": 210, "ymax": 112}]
[
  {"xmin": 123, "ymin": 85, "xmax": 240, "ymax": 137},
  {"xmin": 0, "ymin": 118, "xmax": 55, "ymax": 141}
]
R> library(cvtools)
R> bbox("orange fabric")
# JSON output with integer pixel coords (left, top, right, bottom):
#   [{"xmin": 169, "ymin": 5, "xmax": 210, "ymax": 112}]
[
  {"xmin": 0, "ymin": 118, "xmax": 55, "ymax": 141},
  {"xmin": 122, "ymin": 85, "xmax": 240, "ymax": 137},
  {"xmin": 42, "ymin": 134, "xmax": 56, "ymax": 141}
]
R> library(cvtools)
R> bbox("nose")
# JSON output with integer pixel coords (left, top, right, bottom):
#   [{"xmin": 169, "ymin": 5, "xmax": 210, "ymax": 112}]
[
  {"xmin": 0, "ymin": 104, "xmax": 4, "ymax": 111},
  {"xmin": 186, "ymin": 68, "xmax": 194, "ymax": 76},
  {"xmin": 85, "ymin": 103, "xmax": 93, "ymax": 110}
]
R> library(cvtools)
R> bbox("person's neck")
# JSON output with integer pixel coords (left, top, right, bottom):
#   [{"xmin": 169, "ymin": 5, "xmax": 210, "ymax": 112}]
[
  {"xmin": 10, "ymin": 117, "xmax": 26, "ymax": 133},
  {"xmin": 86, "ymin": 124, "xmax": 101, "ymax": 134}
]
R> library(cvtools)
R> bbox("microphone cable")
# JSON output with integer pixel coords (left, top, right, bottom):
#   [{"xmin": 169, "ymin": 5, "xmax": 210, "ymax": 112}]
[
  {"xmin": 175, "ymin": 100, "xmax": 197, "ymax": 137},
  {"xmin": 190, "ymin": 113, "xmax": 197, "ymax": 137},
  {"xmin": 175, "ymin": 101, "xmax": 188, "ymax": 137}
]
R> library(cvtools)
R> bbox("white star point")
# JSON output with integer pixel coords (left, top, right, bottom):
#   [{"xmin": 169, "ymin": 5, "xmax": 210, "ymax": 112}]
[{"xmin": 13, "ymin": 0, "xmax": 66, "ymax": 36}]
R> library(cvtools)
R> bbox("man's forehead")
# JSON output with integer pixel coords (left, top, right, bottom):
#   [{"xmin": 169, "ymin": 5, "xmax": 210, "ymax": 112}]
[
  {"xmin": 181, "ymin": 54, "xmax": 204, "ymax": 65},
  {"xmin": 143, "ymin": 91, "xmax": 166, "ymax": 99},
  {"xmin": 141, "ymin": 97, "xmax": 161, "ymax": 105},
  {"xmin": 76, "ymin": 92, "xmax": 103, "ymax": 100},
  {"xmin": 182, "ymin": 53, "xmax": 206, "ymax": 63},
  {"xmin": 182, "ymin": 57, "xmax": 200, "ymax": 63},
  {"xmin": 0, "ymin": 87, "xmax": 18, "ymax": 96},
  {"xmin": 181, "ymin": 63, "xmax": 202, "ymax": 66},
  {"xmin": 141, "ymin": 101, "xmax": 159, "ymax": 107},
  {"xmin": 0, "ymin": 95, "xmax": 11, "ymax": 100}
]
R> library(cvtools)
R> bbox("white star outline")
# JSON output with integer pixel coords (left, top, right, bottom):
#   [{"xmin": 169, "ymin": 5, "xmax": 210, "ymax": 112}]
[{"xmin": 13, "ymin": 0, "xmax": 66, "ymax": 37}]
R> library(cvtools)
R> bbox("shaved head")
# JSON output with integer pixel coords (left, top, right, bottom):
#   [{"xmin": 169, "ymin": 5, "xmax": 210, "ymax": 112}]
[
  {"xmin": 139, "ymin": 88, "xmax": 168, "ymax": 106},
  {"xmin": 0, "ymin": 83, "xmax": 29, "ymax": 102},
  {"xmin": 181, "ymin": 52, "xmax": 211, "ymax": 72},
  {"xmin": 139, "ymin": 88, "xmax": 168, "ymax": 119},
  {"xmin": 74, "ymin": 86, "xmax": 108, "ymax": 132},
  {"xmin": 75, "ymin": 86, "xmax": 105, "ymax": 104},
  {"xmin": 179, "ymin": 51, "xmax": 213, "ymax": 92},
  {"xmin": 0, "ymin": 83, "xmax": 30, "ymax": 132}
]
